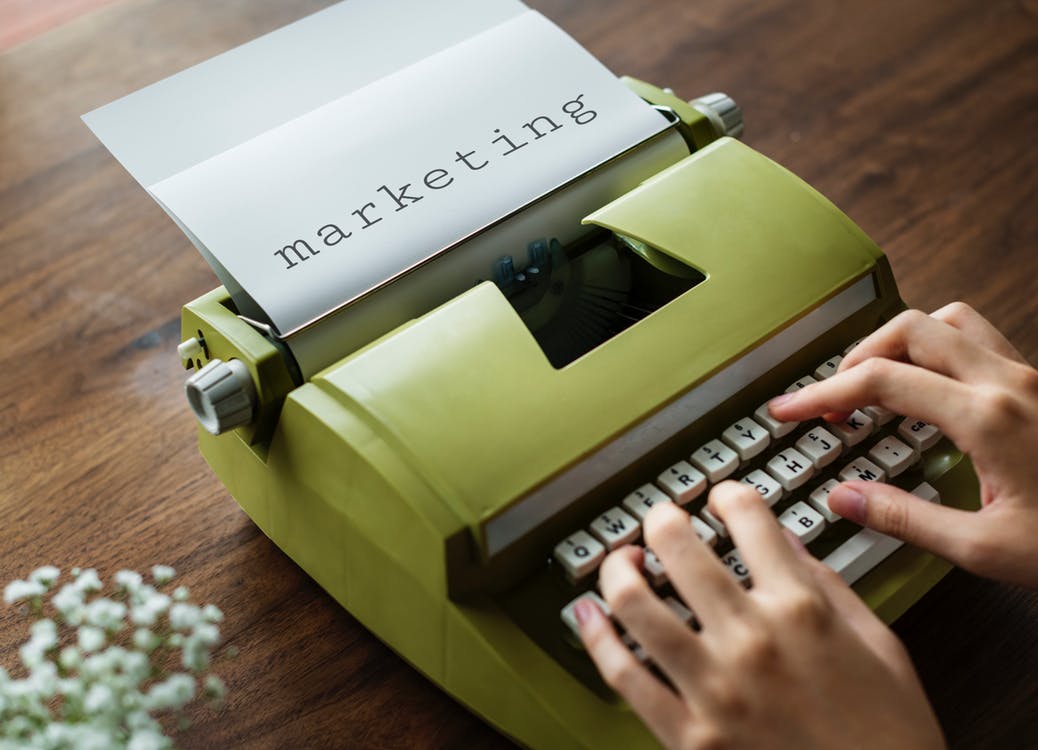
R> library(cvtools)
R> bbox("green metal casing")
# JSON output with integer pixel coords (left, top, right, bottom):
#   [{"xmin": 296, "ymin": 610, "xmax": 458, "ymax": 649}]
[{"xmin": 181, "ymin": 121, "xmax": 978, "ymax": 746}]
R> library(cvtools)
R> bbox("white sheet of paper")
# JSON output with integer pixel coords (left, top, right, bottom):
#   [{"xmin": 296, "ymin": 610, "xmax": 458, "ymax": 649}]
[
  {"xmin": 148, "ymin": 10, "xmax": 667, "ymax": 334},
  {"xmin": 82, "ymin": 0, "xmax": 527, "ymax": 188}
]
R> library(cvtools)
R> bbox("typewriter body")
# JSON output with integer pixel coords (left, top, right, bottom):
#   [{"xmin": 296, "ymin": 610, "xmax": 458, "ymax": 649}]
[{"xmin": 179, "ymin": 80, "xmax": 978, "ymax": 749}]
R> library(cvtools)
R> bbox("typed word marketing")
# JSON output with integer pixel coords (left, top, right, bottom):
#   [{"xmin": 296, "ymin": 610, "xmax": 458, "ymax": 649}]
[{"xmin": 272, "ymin": 93, "xmax": 600, "ymax": 272}]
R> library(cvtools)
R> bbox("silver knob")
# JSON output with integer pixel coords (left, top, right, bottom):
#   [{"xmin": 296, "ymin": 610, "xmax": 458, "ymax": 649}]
[
  {"xmin": 185, "ymin": 358, "xmax": 256, "ymax": 435},
  {"xmin": 689, "ymin": 92, "xmax": 744, "ymax": 139}
]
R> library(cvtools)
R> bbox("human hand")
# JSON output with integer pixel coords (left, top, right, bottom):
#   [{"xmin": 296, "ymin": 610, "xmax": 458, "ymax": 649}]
[
  {"xmin": 575, "ymin": 483, "xmax": 945, "ymax": 750},
  {"xmin": 768, "ymin": 302, "xmax": 1038, "ymax": 588}
]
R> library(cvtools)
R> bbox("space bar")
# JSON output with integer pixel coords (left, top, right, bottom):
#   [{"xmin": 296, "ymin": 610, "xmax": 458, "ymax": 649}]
[
  {"xmin": 821, "ymin": 482, "xmax": 940, "ymax": 584},
  {"xmin": 822, "ymin": 529, "xmax": 903, "ymax": 584}
]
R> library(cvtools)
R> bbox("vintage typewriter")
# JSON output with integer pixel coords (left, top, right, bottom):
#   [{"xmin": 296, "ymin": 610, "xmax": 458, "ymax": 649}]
[{"xmin": 174, "ymin": 75, "xmax": 979, "ymax": 748}]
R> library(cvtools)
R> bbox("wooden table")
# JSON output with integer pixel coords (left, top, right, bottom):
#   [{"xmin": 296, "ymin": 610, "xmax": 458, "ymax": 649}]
[{"xmin": 2, "ymin": 1, "xmax": 1036, "ymax": 747}]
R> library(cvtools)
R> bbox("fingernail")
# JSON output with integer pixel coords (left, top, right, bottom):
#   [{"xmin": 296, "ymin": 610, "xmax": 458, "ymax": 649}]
[
  {"xmin": 769, "ymin": 393, "xmax": 795, "ymax": 408},
  {"xmin": 828, "ymin": 485, "xmax": 867, "ymax": 525},
  {"xmin": 574, "ymin": 600, "xmax": 594, "ymax": 626}
]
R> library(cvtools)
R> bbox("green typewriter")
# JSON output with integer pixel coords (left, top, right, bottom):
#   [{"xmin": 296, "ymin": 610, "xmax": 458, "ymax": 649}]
[
  {"xmin": 77, "ymin": 0, "xmax": 979, "ymax": 745},
  {"xmin": 175, "ymin": 77, "xmax": 978, "ymax": 748}
]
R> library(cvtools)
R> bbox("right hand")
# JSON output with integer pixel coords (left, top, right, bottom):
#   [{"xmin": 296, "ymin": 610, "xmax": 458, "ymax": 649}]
[{"xmin": 768, "ymin": 302, "xmax": 1038, "ymax": 588}]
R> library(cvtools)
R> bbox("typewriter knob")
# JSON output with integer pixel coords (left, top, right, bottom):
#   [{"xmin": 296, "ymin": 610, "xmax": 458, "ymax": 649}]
[
  {"xmin": 689, "ymin": 92, "xmax": 744, "ymax": 139},
  {"xmin": 184, "ymin": 358, "xmax": 256, "ymax": 435}
]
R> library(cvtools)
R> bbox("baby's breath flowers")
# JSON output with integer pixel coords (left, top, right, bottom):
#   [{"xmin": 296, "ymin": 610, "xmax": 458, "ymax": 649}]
[{"xmin": 1, "ymin": 566, "xmax": 229, "ymax": 750}]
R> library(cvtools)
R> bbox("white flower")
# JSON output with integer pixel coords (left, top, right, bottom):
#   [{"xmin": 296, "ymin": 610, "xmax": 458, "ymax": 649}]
[
  {"xmin": 3, "ymin": 579, "xmax": 46, "ymax": 604},
  {"xmin": 125, "ymin": 708, "xmax": 162, "ymax": 731},
  {"xmin": 81, "ymin": 647, "xmax": 128, "ymax": 684},
  {"xmin": 73, "ymin": 568, "xmax": 103, "ymax": 593},
  {"xmin": 127, "ymin": 727, "xmax": 172, "ymax": 750},
  {"xmin": 19, "ymin": 622, "xmax": 54, "ymax": 669},
  {"xmin": 125, "ymin": 581, "xmax": 161, "ymax": 606},
  {"xmin": 26, "ymin": 661, "xmax": 59, "ymax": 698},
  {"xmin": 145, "ymin": 673, "xmax": 196, "ymax": 712},
  {"xmin": 168, "ymin": 603, "xmax": 201, "ymax": 631},
  {"xmin": 19, "ymin": 640, "xmax": 46, "ymax": 669},
  {"xmin": 58, "ymin": 645, "xmax": 82, "ymax": 671},
  {"xmin": 150, "ymin": 565, "xmax": 175, "ymax": 585},
  {"xmin": 51, "ymin": 584, "xmax": 85, "ymax": 624},
  {"xmin": 57, "ymin": 674, "xmax": 85, "ymax": 704},
  {"xmin": 104, "ymin": 645, "xmax": 129, "ymax": 671},
  {"xmin": 80, "ymin": 651, "xmax": 115, "ymax": 681},
  {"xmin": 180, "ymin": 639, "xmax": 209, "ymax": 672},
  {"xmin": 130, "ymin": 605, "xmax": 155, "ymax": 626},
  {"xmin": 130, "ymin": 592, "xmax": 171, "ymax": 627},
  {"xmin": 115, "ymin": 569, "xmax": 144, "ymax": 593},
  {"xmin": 19, "ymin": 619, "xmax": 59, "ymax": 670},
  {"xmin": 133, "ymin": 628, "xmax": 160, "ymax": 652},
  {"xmin": 203, "ymin": 674, "xmax": 226, "ymax": 702},
  {"xmin": 28, "ymin": 566, "xmax": 61, "ymax": 588},
  {"xmin": 4, "ymin": 677, "xmax": 34, "ymax": 698},
  {"xmin": 120, "ymin": 650, "xmax": 151, "ymax": 685},
  {"xmin": 2, "ymin": 566, "xmax": 231, "ymax": 746},
  {"xmin": 78, "ymin": 625, "xmax": 106, "ymax": 653},
  {"xmin": 49, "ymin": 724, "xmax": 117, "ymax": 750},
  {"xmin": 84, "ymin": 598, "xmax": 127, "ymax": 632},
  {"xmin": 3, "ymin": 715, "xmax": 35, "ymax": 739},
  {"xmin": 30, "ymin": 618, "xmax": 59, "ymax": 650},
  {"xmin": 181, "ymin": 623, "xmax": 221, "ymax": 670},
  {"xmin": 43, "ymin": 723, "xmax": 71, "ymax": 745},
  {"xmin": 128, "ymin": 730, "xmax": 170, "ymax": 750},
  {"xmin": 191, "ymin": 622, "xmax": 220, "ymax": 647},
  {"xmin": 148, "ymin": 591, "xmax": 171, "ymax": 611},
  {"xmin": 83, "ymin": 683, "xmax": 115, "ymax": 714}
]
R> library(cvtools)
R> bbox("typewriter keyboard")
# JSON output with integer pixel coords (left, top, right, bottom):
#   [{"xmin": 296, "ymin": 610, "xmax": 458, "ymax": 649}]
[{"xmin": 553, "ymin": 337, "xmax": 947, "ymax": 650}]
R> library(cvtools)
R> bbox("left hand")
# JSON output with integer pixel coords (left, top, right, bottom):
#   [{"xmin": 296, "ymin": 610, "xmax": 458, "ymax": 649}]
[{"xmin": 574, "ymin": 482, "xmax": 945, "ymax": 750}]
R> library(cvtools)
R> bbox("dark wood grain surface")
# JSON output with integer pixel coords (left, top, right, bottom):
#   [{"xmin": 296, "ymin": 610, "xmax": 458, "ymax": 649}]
[{"xmin": 1, "ymin": 1, "xmax": 1036, "ymax": 747}]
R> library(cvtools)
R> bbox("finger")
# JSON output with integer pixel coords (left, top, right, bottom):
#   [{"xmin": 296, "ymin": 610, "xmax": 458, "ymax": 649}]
[
  {"xmin": 931, "ymin": 301, "xmax": 1029, "ymax": 365},
  {"xmin": 576, "ymin": 597, "xmax": 692, "ymax": 747},
  {"xmin": 783, "ymin": 529, "xmax": 877, "ymax": 642},
  {"xmin": 707, "ymin": 482, "xmax": 813, "ymax": 591},
  {"xmin": 598, "ymin": 547, "xmax": 706, "ymax": 696},
  {"xmin": 790, "ymin": 541, "xmax": 918, "ymax": 683},
  {"xmin": 768, "ymin": 358, "xmax": 977, "ymax": 448},
  {"xmin": 840, "ymin": 309, "xmax": 1007, "ymax": 383},
  {"xmin": 827, "ymin": 481, "xmax": 986, "ymax": 566},
  {"xmin": 644, "ymin": 502, "xmax": 747, "ymax": 630}
]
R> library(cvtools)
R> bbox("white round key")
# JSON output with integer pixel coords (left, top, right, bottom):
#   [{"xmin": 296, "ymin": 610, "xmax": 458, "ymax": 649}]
[
  {"xmin": 868, "ymin": 436, "xmax": 918, "ymax": 478},
  {"xmin": 778, "ymin": 501, "xmax": 826, "ymax": 544},
  {"xmin": 765, "ymin": 448, "xmax": 815, "ymax": 491}
]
